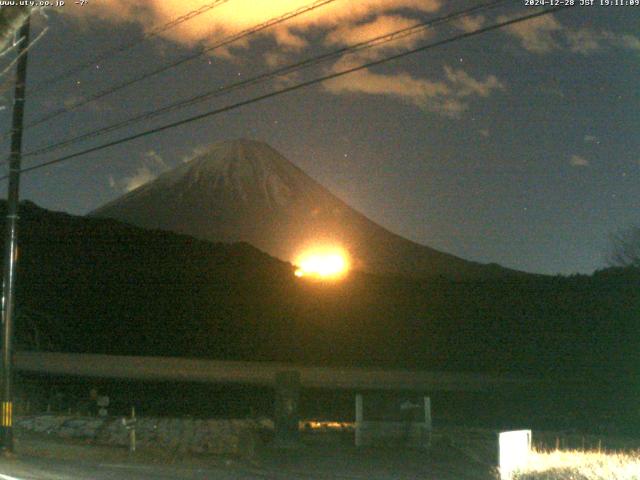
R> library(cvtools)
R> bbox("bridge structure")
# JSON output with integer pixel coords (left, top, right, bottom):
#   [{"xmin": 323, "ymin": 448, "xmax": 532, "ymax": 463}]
[
  {"xmin": 13, "ymin": 351, "xmax": 535, "ymax": 446},
  {"xmin": 14, "ymin": 351, "xmax": 528, "ymax": 392}
]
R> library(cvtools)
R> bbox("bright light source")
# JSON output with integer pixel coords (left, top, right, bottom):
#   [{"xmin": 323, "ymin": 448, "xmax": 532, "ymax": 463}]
[
  {"xmin": 294, "ymin": 247, "xmax": 349, "ymax": 279},
  {"xmin": 499, "ymin": 430, "xmax": 532, "ymax": 480}
]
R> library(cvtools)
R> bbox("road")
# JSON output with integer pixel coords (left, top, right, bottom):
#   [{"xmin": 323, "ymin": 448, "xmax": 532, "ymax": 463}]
[
  {"xmin": 0, "ymin": 457, "xmax": 415, "ymax": 480},
  {"xmin": 0, "ymin": 446, "xmax": 494, "ymax": 480},
  {"xmin": 0, "ymin": 457, "xmax": 273, "ymax": 480},
  {"xmin": 0, "ymin": 428, "xmax": 496, "ymax": 480}
]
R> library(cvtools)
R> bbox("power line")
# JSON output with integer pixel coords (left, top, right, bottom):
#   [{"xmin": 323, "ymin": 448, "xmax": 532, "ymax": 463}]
[
  {"xmin": 0, "ymin": 25, "xmax": 48, "ymax": 82},
  {"xmin": 0, "ymin": 5, "xmax": 572, "ymax": 182},
  {"xmin": 31, "ymin": 0, "xmax": 233, "ymax": 91},
  {"xmin": 14, "ymin": 0, "xmax": 339, "ymax": 134},
  {"xmin": 7, "ymin": 5, "xmax": 569, "ymax": 176},
  {"xmin": 23, "ymin": 0, "xmax": 510, "ymax": 159}
]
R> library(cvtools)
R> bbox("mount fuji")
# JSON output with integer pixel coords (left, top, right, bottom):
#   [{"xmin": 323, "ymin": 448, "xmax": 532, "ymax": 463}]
[{"xmin": 91, "ymin": 139, "xmax": 517, "ymax": 279}]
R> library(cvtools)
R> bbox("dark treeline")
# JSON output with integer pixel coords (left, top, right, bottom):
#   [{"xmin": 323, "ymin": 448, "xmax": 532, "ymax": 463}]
[{"xmin": 5, "ymin": 201, "xmax": 639, "ymax": 383}]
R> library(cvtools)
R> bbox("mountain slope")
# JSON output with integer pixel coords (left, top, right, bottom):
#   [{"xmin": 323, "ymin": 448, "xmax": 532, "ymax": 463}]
[
  {"xmin": 7, "ymin": 200, "xmax": 640, "ymax": 377},
  {"xmin": 91, "ymin": 139, "xmax": 518, "ymax": 279}
]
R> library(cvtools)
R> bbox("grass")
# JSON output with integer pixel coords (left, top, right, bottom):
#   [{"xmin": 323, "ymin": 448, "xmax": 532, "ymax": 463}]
[{"xmin": 510, "ymin": 448, "xmax": 640, "ymax": 479}]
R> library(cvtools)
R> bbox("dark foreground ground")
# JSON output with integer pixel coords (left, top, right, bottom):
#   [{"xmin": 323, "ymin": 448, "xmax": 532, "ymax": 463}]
[
  {"xmin": 0, "ymin": 429, "xmax": 496, "ymax": 480},
  {"xmin": 4, "ymin": 427, "xmax": 637, "ymax": 479}
]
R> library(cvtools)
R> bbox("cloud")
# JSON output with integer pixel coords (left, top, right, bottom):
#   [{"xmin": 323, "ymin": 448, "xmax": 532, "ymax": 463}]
[
  {"xmin": 110, "ymin": 150, "xmax": 170, "ymax": 192},
  {"xmin": 262, "ymin": 51, "xmax": 304, "ymax": 86},
  {"xmin": 66, "ymin": 1, "xmax": 533, "ymax": 116},
  {"xmin": 181, "ymin": 144, "xmax": 211, "ymax": 163},
  {"xmin": 613, "ymin": 33, "xmax": 640, "ymax": 51},
  {"xmin": 263, "ymin": 51, "xmax": 290, "ymax": 68},
  {"xmin": 143, "ymin": 149, "xmax": 168, "ymax": 169},
  {"xmin": 65, "ymin": 0, "xmax": 441, "ymax": 52},
  {"xmin": 565, "ymin": 28, "xmax": 603, "ymax": 54},
  {"xmin": 122, "ymin": 166, "xmax": 157, "ymax": 192},
  {"xmin": 268, "ymin": 12, "xmax": 434, "ymax": 71},
  {"xmin": 498, "ymin": 14, "xmax": 563, "ymax": 53},
  {"xmin": 61, "ymin": 1, "xmax": 522, "ymax": 115},
  {"xmin": 566, "ymin": 28, "xmax": 640, "ymax": 55},
  {"xmin": 443, "ymin": 66, "xmax": 502, "ymax": 97},
  {"xmin": 324, "ymin": 14, "xmax": 430, "ymax": 51},
  {"xmin": 499, "ymin": 13, "xmax": 640, "ymax": 55},
  {"xmin": 324, "ymin": 61, "xmax": 503, "ymax": 117},
  {"xmin": 454, "ymin": 15, "xmax": 485, "ymax": 33},
  {"xmin": 324, "ymin": 15, "xmax": 430, "ymax": 72},
  {"xmin": 570, "ymin": 154, "xmax": 589, "ymax": 167}
]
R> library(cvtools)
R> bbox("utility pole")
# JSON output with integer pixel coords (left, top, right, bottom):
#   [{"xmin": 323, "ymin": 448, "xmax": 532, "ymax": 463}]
[{"xmin": 1, "ymin": 15, "xmax": 31, "ymax": 453}]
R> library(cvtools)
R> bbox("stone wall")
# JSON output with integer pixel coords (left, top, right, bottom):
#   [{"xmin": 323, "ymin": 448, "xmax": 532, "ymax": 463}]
[{"xmin": 16, "ymin": 415, "xmax": 274, "ymax": 456}]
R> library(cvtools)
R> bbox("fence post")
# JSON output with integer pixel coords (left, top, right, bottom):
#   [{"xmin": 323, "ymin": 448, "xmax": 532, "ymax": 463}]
[
  {"xmin": 355, "ymin": 394, "xmax": 363, "ymax": 447},
  {"xmin": 129, "ymin": 406, "xmax": 136, "ymax": 453},
  {"xmin": 424, "ymin": 396, "xmax": 432, "ymax": 447},
  {"xmin": 122, "ymin": 406, "xmax": 137, "ymax": 453}
]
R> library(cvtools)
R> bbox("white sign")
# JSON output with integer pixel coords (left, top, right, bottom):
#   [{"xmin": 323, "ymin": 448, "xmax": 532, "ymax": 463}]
[{"xmin": 499, "ymin": 429, "xmax": 531, "ymax": 480}]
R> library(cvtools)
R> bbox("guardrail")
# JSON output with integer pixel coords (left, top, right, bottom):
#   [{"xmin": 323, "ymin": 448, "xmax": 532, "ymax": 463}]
[{"xmin": 14, "ymin": 351, "xmax": 531, "ymax": 392}]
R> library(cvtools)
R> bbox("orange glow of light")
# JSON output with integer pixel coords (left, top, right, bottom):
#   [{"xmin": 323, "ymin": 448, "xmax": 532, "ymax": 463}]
[
  {"xmin": 302, "ymin": 420, "xmax": 355, "ymax": 431},
  {"xmin": 294, "ymin": 247, "xmax": 349, "ymax": 279},
  {"xmin": 69, "ymin": 1, "xmax": 442, "ymax": 50}
]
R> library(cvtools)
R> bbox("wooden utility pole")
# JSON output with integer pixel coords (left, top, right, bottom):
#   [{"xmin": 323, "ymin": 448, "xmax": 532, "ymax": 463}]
[{"xmin": 1, "ymin": 14, "xmax": 31, "ymax": 453}]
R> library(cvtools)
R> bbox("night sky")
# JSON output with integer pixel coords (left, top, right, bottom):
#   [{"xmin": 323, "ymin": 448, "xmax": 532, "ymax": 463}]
[{"xmin": 0, "ymin": 0, "xmax": 638, "ymax": 275}]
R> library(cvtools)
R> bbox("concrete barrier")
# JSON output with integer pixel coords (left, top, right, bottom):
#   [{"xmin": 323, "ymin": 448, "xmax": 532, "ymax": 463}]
[{"xmin": 15, "ymin": 414, "xmax": 273, "ymax": 456}]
